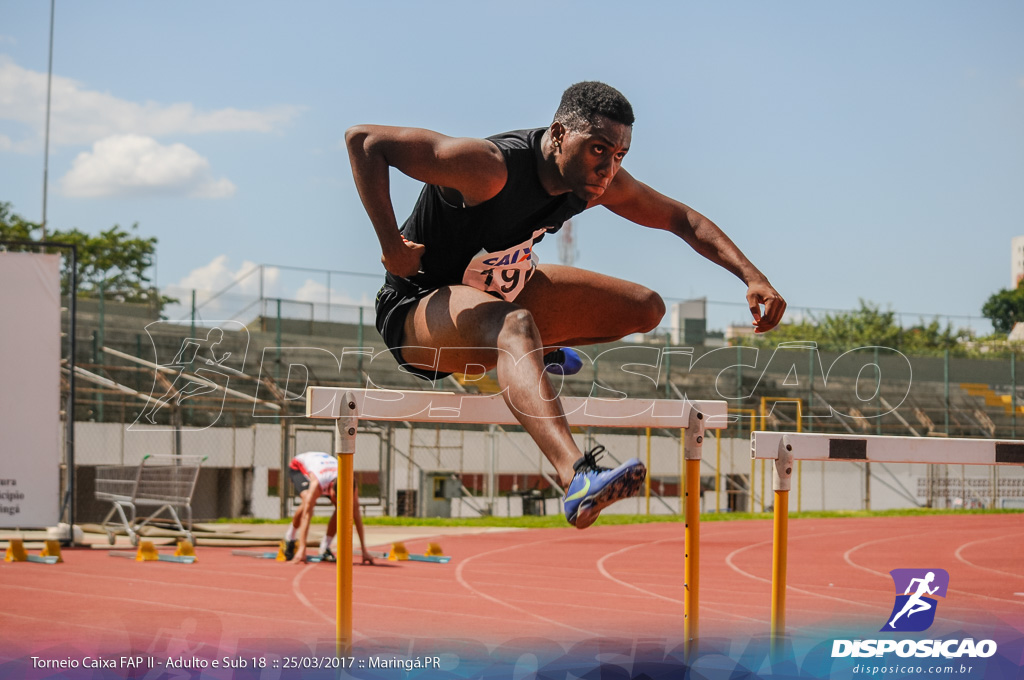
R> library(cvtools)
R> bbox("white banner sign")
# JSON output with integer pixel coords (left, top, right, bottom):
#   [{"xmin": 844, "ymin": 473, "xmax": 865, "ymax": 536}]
[{"xmin": 0, "ymin": 252, "xmax": 61, "ymax": 527}]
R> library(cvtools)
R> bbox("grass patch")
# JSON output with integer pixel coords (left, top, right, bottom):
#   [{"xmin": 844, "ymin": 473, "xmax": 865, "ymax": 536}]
[{"xmin": 212, "ymin": 507, "xmax": 1022, "ymax": 528}]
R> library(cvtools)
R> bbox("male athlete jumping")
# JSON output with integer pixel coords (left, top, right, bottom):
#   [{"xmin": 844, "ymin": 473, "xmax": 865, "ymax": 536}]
[{"xmin": 346, "ymin": 82, "xmax": 786, "ymax": 528}]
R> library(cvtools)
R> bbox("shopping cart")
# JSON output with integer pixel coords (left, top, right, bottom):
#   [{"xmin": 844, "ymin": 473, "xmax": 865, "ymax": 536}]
[{"xmin": 94, "ymin": 454, "xmax": 207, "ymax": 545}]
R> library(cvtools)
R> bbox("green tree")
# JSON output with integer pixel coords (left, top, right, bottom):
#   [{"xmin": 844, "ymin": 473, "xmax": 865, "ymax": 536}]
[
  {"xmin": 0, "ymin": 201, "xmax": 38, "ymax": 241},
  {"xmin": 981, "ymin": 283, "xmax": 1024, "ymax": 335},
  {"xmin": 745, "ymin": 300, "xmax": 971, "ymax": 356},
  {"xmin": 0, "ymin": 201, "xmax": 169, "ymax": 305}
]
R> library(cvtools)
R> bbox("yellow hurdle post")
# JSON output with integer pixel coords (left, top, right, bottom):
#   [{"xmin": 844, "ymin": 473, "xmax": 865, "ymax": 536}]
[
  {"xmin": 715, "ymin": 434, "xmax": 721, "ymax": 513},
  {"xmin": 645, "ymin": 428, "xmax": 651, "ymax": 515},
  {"xmin": 683, "ymin": 409, "xmax": 706, "ymax": 658},
  {"xmin": 335, "ymin": 392, "xmax": 358, "ymax": 656},
  {"xmin": 680, "ymin": 428, "xmax": 685, "ymax": 514},
  {"xmin": 750, "ymin": 454, "xmax": 755, "ymax": 513},
  {"xmin": 770, "ymin": 435, "xmax": 794, "ymax": 654}
]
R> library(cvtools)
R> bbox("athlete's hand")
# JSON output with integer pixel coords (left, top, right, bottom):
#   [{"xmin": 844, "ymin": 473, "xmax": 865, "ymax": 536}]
[
  {"xmin": 382, "ymin": 237, "xmax": 425, "ymax": 278},
  {"xmin": 747, "ymin": 279, "xmax": 786, "ymax": 333},
  {"xmin": 361, "ymin": 554, "xmax": 375, "ymax": 566}
]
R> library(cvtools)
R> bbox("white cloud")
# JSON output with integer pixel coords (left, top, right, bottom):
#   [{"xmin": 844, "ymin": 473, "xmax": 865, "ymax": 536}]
[
  {"xmin": 60, "ymin": 134, "xmax": 235, "ymax": 198},
  {"xmin": 172, "ymin": 256, "xmax": 278, "ymax": 296},
  {"xmin": 161, "ymin": 260, "xmax": 376, "ymax": 324},
  {"xmin": 0, "ymin": 56, "xmax": 301, "ymax": 149},
  {"xmin": 161, "ymin": 257, "xmax": 281, "ymax": 321},
  {"xmin": 0, "ymin": 130, "xmax": 36, "ymax": 153},
  {"xmin": 0, "ymin": 131, "xmax": 35, "ymax": 154}
]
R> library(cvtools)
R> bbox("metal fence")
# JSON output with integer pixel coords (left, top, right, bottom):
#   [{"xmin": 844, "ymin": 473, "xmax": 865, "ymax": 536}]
[{"xmin": 57, "ymin": 284, "xmax": 1024, "ymax": 523}]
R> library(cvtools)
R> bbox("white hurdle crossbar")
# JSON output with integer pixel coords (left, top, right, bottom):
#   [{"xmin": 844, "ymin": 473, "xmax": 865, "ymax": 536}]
[
  {"xmin": 305, "ymin": 387, "xmax": 728, "ymax": 655},
  {"xmin": 752, "ymin": 432, "xmax": 1024, "ymax": 466},
  {"xmin": 751, "ymin": 431, "xmax": 1024, "ymax": 650}
]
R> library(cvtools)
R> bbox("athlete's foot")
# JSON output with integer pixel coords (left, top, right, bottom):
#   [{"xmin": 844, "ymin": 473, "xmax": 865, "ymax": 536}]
[
  {"xmin": 562, "ymin": 446, "xmax": 646, "ymax": 530},
  {"xmin": 282, "ymin": 539, "xmax": 297, "ymax": 561},
  {"xmin": 543, "ymin": 348, "xmax": 583, "ymax": 376}
]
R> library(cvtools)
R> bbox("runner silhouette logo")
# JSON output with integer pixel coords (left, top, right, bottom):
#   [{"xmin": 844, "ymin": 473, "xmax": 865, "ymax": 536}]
[{"xmin": 882, "ymin": 568, "xmax": 949, "ymax": 632}]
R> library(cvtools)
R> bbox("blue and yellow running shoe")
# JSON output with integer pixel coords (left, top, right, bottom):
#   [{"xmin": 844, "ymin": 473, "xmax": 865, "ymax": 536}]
[
  {"xmin": 543, "ymin": 347, "xmax": 583, "ymax": 376},
  {"xmin": 563, "ymin": 446, "xmax": 646, "ymax": 529}
]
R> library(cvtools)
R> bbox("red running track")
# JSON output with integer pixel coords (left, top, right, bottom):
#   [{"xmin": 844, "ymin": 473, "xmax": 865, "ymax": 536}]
[{"xmin": 2, "ymin": 514, "xmax": 1022, "ymax": 660}]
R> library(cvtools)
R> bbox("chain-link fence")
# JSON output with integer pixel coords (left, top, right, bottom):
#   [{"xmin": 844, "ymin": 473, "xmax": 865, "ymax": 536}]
[{"xmin": 57, "ymin": 282, "xmax": 1024, "ymax": 524}]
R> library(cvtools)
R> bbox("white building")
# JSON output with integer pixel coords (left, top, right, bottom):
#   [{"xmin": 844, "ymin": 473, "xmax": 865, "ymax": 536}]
[
  {"xmin": 670, "ymin": 298, "xmax": 706, "ymax": 345},
  {"xmin": 1012, "ymin": 236, "xmax": 1024, "ymax": 287}
]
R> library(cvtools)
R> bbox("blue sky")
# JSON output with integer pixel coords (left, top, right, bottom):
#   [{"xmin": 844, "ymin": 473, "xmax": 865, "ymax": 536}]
[{"xmin": 1, "ymin": 2, "xmax": 1022, "ymax": 334}]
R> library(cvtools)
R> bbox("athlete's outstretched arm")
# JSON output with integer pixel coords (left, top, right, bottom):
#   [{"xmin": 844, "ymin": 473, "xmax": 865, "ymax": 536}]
[
  {"xmin": 344, "ymin": 125, "xmax": 507, "ymax": 278},
  {"xmin": 593, "ymin": 168, "xmax": 786, "ymax": 333}
]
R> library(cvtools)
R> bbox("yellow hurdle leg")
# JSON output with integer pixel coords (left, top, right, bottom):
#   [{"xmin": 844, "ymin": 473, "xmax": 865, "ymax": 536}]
[
  {"xmin": 338, "ymin": 454, "xmax": 354, "ymax": 655},
  {"xmin": 771, "ymin": 488, "xmax": 789, "ymax": 644},
  {"xmin": 645, "ymin": 428, "xmax": 651, "ymax": 515},
  {"xmin": 335, "ymin": 393, "xmax": 358, "ymax": 657},
  {"xmin": 770, "ymin": 436, "xmax": 794, "ymax": 654},
  {"xmin": 683, "ymin": 456, "xmax": 701, "ymax": 652}
]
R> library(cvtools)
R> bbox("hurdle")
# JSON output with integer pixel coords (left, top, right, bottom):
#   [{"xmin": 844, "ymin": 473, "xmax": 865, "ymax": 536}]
[
  {"xmin": 752, "ymin": 431, "xmax": 1024, "ymax": 648},
  {"xmin": 306, "ymin": 387, "xmax": 728, "ymax": 655}
]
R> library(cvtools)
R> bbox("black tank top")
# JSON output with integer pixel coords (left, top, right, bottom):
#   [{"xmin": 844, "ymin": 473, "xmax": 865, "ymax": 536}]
[{"xmin": 387, "ymin": 128, "xmax": 588, "ymax": 292}]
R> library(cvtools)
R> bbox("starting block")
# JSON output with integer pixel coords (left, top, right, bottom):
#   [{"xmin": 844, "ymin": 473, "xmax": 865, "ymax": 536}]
[
  {"xmin": 4, "ymin": 539, "xmax": 29, "ymax": 562},
  {"xmin": 4, "ymin": 539, "xmax": 60, "ymax": 565},
  {"xmin": 386, "ymin": 541, "xmax": 451, "ymax": 564},
  {"xmin": 40, "ymin": 540, "xmax": 64, "ymax": 563},
  {"xmin": 233, "ymin": 548, "xmax": 280, "ymax": 560},
  {"xmin": 387, "ymin": 542, "xmax": 410, "ymax": 561},
  {"xmin": 234, "ymin": 546, "xmax": 387, "ymax": 563},
  {"xmin": 108, "ymin": 540, "xmax": 196, "ymax": 564},
  {"xmin": 174, "ymin": 539, "xmax": 197, "ymax": 560},
  {"xmin": 136, "ymin": 540, "xmax": 160, "ymax": 561},
  {"xmin": 234, "ymin": 544, "xmax": 330, "ymax": 563}
]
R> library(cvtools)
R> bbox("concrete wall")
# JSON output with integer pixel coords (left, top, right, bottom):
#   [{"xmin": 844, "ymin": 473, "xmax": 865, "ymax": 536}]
[{"xmin": 69, "ymin": 421, "xmax": 1024, "ymax": 522}]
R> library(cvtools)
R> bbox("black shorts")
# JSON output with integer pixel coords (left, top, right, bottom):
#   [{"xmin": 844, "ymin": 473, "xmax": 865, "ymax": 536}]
[
  {"xmin": 375, "ymin": 280, "xmax": 453, "ymax": 382},
  {"xmin": 288, "ymin": 468, "xmax": 311, "ymax": 495}
]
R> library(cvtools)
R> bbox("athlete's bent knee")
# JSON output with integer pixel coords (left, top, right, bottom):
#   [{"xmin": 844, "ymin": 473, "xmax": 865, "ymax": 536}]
[{"xmin": 498, "ymin": 309, "xmax": 540, "ymax": 346}]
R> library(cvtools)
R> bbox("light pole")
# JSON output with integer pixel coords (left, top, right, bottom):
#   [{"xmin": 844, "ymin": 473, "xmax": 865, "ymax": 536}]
[{"xmin": 41, "ymin": 0, "xmax": 55, "ymax": 240}]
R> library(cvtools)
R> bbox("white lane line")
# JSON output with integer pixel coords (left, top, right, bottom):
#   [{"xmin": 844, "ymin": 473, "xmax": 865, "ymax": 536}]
[
  {"xmin": 953, "ymin": 530, "xmax": 1024, "ymax": 581},
  {"xmin": 291, "ymin": 562, "xmax": 341, "ymax": 629},
  {"xmin": 455, "ymin": 534, "xmax": 600, "ymax": 637},
  {"xmin": 728, "ymin": 528, "xmax": 880, "ymax": 610},
  {"xmin": 3, "ymin": 582, "xmax": 319, "ymax": 628},
  {"xmin": 844, "ymin": 530, "xmax": 1024, "ymax": 608},
  {"xmin": 595, "ymin": 536, "xmax": 769, "ymax": 625}
]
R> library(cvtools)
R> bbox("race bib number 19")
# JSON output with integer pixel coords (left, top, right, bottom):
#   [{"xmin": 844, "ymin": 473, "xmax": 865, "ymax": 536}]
[{"xmin": 462, "ymin": 228, "xmax": 547, "ymax": 302}]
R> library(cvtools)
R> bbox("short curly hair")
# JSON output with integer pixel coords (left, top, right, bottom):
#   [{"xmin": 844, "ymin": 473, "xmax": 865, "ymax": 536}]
[{"xmin": 554, "ymin": 81, "xmax": 635, "ymax": 130}]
